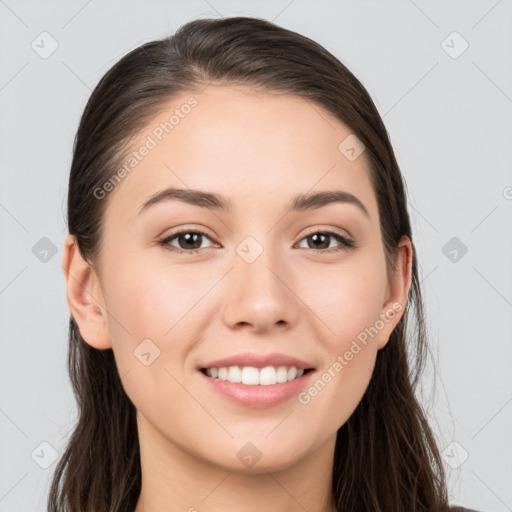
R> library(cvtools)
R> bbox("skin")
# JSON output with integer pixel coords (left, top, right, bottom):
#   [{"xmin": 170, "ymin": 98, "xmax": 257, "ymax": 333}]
[{"xmin": 62, "ymin": 85, "xmax": 412, "ymax": 512}]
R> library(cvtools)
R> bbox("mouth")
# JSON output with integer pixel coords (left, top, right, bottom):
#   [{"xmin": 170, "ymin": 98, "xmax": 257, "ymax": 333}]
[
  {"xmin": 198, "ymin": 365, "xmax": 316, "ymax": 408},
  {"xmin": 199, "ymin": 366, "xmax": 315, "ymax": 385}
]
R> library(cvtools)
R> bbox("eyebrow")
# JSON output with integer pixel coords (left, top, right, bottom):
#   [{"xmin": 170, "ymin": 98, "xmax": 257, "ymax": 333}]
[{"xmin": 138, "ymin": 187, "xmax": 370, "ymax": 219}]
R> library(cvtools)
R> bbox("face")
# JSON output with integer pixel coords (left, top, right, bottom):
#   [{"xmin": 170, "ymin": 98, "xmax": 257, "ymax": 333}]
[{"xmin": 64, "ymin": 85, "xmax": 411, "ymax": 473}]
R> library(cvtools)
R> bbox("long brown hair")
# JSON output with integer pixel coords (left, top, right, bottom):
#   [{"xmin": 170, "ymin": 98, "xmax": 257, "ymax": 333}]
[{"xmin": 49, "ymin": 16, "xmax": 450, "ymax": 511}]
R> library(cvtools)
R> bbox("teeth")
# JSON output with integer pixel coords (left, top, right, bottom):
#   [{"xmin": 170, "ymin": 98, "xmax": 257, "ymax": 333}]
[
  {"xmin": 227, "ymin": 366, "xmax": 242, "ymax": 383},
  {"xmin": 204, "ymin": 365, "xmax": 307, "ymax": 385}
]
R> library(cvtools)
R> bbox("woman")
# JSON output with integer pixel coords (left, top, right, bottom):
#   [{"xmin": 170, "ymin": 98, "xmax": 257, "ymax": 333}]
[{"xmin": 50, "ymin": 16, "xmax": 479, "ymax": 512}]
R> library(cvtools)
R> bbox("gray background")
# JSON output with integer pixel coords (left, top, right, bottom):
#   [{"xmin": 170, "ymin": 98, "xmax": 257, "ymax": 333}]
[{"xmin": 1, "ymin": 1, "xmax": 511, "ymax": 510}]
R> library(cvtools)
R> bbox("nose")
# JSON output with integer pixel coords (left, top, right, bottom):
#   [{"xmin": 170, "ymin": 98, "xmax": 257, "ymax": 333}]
[{"xmin": 221, "ymin": 244, "xmax": 301, "ymax": 334}]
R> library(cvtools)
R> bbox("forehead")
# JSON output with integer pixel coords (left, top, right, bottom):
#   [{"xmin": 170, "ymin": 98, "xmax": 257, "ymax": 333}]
[{"xmin": 106, "ymin": 85, "xmax": 378, "ymax": 222}]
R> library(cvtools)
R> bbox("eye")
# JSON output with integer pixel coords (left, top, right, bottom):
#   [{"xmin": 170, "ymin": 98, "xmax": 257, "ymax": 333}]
[
  {"xmin": 296, "ymin": 229, "xmax": 356, "ymax": 253},
  {"xmin": 157, "ymin": 229, "xmax": 217, "ymax": 255},
  {"xmin": 157, "ymin": 228, "xmax": 357, "ymax": 255}
]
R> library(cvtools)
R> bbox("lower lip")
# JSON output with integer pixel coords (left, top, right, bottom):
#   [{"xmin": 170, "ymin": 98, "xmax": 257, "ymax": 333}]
[{"xmin": 198, "ymin": 370, "xmax": 315, "ymax": 408}]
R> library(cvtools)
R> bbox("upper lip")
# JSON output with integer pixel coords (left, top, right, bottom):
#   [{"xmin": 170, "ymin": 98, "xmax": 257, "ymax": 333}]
[{"xmin": 200, "ymin": 352, "xmax": 315, "ymax": 370}]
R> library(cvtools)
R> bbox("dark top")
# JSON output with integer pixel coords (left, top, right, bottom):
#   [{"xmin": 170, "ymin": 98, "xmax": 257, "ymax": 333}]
[{"xmin": 450, "ymin": 506, "xmax": 480, "ymax": 512}]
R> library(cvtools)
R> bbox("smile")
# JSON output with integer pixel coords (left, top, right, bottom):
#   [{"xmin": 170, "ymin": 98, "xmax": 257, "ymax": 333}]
[
  {"xmin": 198, "ymin": 366, "xmax": 315, "ymax": 408},
  {"xmin": 201, "ymin": 365, "xmax": 312, "ymax": 385}
]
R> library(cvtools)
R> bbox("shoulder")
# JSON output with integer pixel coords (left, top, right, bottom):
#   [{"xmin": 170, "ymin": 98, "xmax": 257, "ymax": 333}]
[{"xmin": 450, "ymin": 506, "xmax": 481, "ymax": 512}]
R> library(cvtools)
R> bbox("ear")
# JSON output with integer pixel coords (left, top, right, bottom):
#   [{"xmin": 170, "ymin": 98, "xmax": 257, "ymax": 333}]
[
  {"xmin": 376, "ymin": 235, "xmax": 413, "ymax": 350},
  {"xmin": 61, "ymin": 234, "xmax": 112, "ymax": 350}
]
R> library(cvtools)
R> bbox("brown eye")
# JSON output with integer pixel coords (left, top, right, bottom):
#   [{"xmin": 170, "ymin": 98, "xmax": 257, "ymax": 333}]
[
  {"xmin": 175, "ymin": 232, "xmax": 203, "ymax": 250},
  {"xmin": 158, "ymin": 229, "xmax": 215, "ymax": 254},
  {"xmin": 297, "ymin": 231, "xmax": 356, "ymax": 253},
  {"xmin": 158, "ymin": 228, "xmax": 356, "ymax": 256}
]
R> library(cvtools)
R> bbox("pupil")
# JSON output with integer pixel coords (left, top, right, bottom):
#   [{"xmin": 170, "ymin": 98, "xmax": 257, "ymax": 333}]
[
  {"xmin": 310, "ymin": 233, "xmax": 328, "ymax": 249},
  {"xmin": 181, "ymin": 233, "xmax": 201, "ymax": 249}
]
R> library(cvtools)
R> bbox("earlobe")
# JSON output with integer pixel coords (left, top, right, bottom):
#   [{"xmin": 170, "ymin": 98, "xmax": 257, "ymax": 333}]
[
  {"xmin": 61, "ymin": 234, "xmax": 112, "ymax": 350},
  {"xmin": 376, "ymin": 235, "xmax": 413, "ymax": 350}
]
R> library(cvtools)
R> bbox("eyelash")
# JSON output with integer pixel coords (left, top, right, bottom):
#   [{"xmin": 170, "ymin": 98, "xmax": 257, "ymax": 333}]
[{"xmin": 157, "ymin": 228, "xmax": 357, "ymax": 255}]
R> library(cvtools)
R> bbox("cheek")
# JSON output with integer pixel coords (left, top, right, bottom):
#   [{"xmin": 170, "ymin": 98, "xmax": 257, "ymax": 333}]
[
  {"xmin": 100, "ymin": 258, "xmax": 199, "ymax": 418},
  {"xmin": 102, "ymin": 252, "xmax": 202, "ymax": 335},
  {"xmin": 297, "ymin": 300, "xmax": 381, "ymax": 436},
  {"xmin": 101, "ymin": 254, "xmax": 215, "ymax": 377},
  {"xmin": 301, "ymin": 255, "xmax": 388, "ymax": 348},
  {"xmin": 302, "ymin": 256, "xmax": 386, "ymax": 431},
  {"xmin": 293, "ymin": 255, "xmax": 386, "ymax": 426}
]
